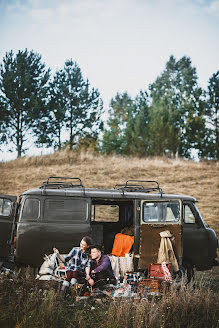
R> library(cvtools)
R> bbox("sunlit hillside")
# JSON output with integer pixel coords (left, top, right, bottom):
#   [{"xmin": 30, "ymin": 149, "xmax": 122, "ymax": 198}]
[{"xmin": 0, "ymin": 150, "xmax": 218, "ymax": 234}]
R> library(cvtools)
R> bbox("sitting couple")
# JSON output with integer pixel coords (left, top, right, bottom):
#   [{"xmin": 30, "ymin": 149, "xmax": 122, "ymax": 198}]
[{"xmin": 53, "ymin": 236, "xmax": 116, "ymax": 293}]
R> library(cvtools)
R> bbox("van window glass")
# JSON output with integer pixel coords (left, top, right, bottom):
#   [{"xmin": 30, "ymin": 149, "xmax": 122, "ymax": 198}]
[
  {"xmin": 21, "ymin": 198, "xmax": 40, "ymax": 221},
  {"xmin": 0, "ymin": 198, "xmax": 12, "ymax": 216},
  {"xmin": 44, "ymin": 198, "xmax": 88, "ymax": 222},
  {"xmin": 143, "ymin": 201, "xmax": 180, "ymax": 222},
  {"xmin": 184, "ymin": 205, "xmax": 196, "ymax": 223},
  {"xmin": 91, "ymin": 205, "xmax": 119, "ymax": 222}
]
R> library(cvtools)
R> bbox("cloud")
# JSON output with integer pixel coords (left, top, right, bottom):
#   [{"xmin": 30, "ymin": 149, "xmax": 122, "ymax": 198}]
[
  {"xmin": 29, "ymin": 8, "xmax": 54, "ymax": 20},
  {"xmin": 206, "ymin": 0, "xmax": 219, "ymax": 17}
]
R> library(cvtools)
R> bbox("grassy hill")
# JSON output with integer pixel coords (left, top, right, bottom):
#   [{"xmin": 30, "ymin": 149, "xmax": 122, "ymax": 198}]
[{"xmin": 0, "ymin": 149, "xmax": 218, "ymax": 234}]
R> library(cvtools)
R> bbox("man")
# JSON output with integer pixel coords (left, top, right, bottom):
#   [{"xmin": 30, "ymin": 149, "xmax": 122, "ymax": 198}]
[
  {"xmin": 86, "ymin": 245, "xmax": 116, "ymax": 288},
  {"xmin": 53, "ymin": 236, "xmax": 92, "ymax": 293}
]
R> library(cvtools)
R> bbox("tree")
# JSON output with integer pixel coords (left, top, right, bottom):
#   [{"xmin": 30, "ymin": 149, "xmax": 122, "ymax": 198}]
[
  {"xmin": 148, "ymin": 101, "xmax": 171, "ymax": 156},
  {"xmin": 58, "ymin": 59, "xmax": 103, "ymax": 150},
  {"xmin": 101, "ymin": 92, "xmax": 134, "ymax": 155},
  {"xmin": 34, "ymin": 69, "xmax": 66, "ymax": 150},
  {"xmin": 35, "ymin": 59, "xmax": 103, "ymax": 151},
  {"xmin": 207, "ymin": 71, "xmax": 219, "ymax": 159},
  {"xmin": 130, "ymin": 91, "xmax": 150, "ymax": 156},
  {"xmin": 149, "ymin": 55, "xmax": 207, "ymax": 158},
  {"xmin": 0, "ymin": 49, "xmax": 50, "ymax": 157},
  {"xmin": 102, "ymin": 91, "xmax": 150, "ymax": 157}
]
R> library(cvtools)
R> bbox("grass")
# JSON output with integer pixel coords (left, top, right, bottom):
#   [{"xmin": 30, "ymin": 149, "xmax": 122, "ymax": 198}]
[{"xmin": 0, "ymin": 271, "xmax": 218, "ymax": 328}]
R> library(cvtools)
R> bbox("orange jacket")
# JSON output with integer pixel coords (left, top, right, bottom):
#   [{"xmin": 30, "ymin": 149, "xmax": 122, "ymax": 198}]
[{"xmin": 112, "ymin": 233, "xmax": 134, "ymax": 257}]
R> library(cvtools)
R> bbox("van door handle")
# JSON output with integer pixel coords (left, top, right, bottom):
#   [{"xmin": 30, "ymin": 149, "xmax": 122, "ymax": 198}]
[{"xmin": 152, "ymin": 224, "xmax": 167, "ymax": 228}]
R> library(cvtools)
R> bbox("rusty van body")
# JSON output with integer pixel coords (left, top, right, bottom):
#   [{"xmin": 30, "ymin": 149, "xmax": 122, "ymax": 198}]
[{"xmin": 0, "ymin": 177, "xmax": 218, "ymax": 273}]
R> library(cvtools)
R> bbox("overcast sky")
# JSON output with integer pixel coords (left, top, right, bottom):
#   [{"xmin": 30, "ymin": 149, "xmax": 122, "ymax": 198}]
[{"xmin": 0, "ymin": 0, "xmax": 219, "ymax": 160}]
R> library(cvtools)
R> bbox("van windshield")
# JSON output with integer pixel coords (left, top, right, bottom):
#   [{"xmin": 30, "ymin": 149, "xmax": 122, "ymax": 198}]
[{"xmin": 143, "ymin": 201, "xmax": 180, "ymax": 222}]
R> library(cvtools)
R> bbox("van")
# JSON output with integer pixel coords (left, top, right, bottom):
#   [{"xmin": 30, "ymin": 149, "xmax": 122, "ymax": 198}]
[{"xmin": 0, "ymin": 177, "xmax": 218, "ymax": 276}]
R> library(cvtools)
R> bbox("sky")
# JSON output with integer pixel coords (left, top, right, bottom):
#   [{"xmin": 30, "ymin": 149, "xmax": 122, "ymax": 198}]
[{"xmin": 0, "ymin": 0, "xmax": 219, "ymax": 160}]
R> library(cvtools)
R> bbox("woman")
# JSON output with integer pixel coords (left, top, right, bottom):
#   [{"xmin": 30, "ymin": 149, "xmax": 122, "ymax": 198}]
[{"xmin": 53, "ymin": 236, "xmax": 92, "ymax": 293}]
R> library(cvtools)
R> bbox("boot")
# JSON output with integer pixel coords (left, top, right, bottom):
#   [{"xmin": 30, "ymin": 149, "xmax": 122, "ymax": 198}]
[{"xmin": 60, "ymin": 280, "xmax": 70, "ymax": 298}]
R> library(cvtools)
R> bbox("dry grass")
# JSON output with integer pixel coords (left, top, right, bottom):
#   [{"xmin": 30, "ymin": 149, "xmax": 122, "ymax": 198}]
[
  {"xmin": 106, "ymin": 277, "xmax": 219, "ymax": 328},
  {"xmin": 0, "ymin": 272, "xmax": 218, "ymax": 328},
  {"xmin": 0, "ymin": 149, "xmax": 218, "ymax": 233}
]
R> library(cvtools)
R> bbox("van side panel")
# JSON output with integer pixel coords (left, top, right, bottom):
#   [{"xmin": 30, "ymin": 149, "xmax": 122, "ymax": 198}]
[
  {"xmin": 16, "ymin": 196, "xmax": 91, "ymax": 267},
  {"xmin": 0, "ymin": 195, "xmax": 17, "ymax": 259},
  {"xmin": 16, "ymin": 222, "xmax": 90, "ymax": 266},
  {"xmin": 138, "ymin": 224, "xmax": 182, "ymax": 270}
]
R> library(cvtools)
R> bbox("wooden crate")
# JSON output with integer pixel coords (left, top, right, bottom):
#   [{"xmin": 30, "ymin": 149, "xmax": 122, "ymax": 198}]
[
  {"xmin": 138, "ymin": 278, "xmax": 170, "ymax": 296},
  {"xmin": 138, "ymin": 278, "xmax": 161, "ymax": 296}
]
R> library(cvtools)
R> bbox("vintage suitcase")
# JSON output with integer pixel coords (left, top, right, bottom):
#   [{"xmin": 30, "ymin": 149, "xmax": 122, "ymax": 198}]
[
  {"xmin": 148, "ymin": 263, "xmax": 171, "ymax": 280},
  {"xmin": 138, "ymin": 278, "xmax": 170, "ymax": 296},
  {"xmin": 138, "ymin": 278, "xmax": 161, "ymax": 296}
]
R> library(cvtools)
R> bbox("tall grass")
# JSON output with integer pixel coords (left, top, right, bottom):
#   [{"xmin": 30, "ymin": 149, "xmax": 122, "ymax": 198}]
[
  {"xmin": 106, "ymin": 277, "xmax": 218, "ymax": 328},
  {"xmin": 0, "ymin": 271, "xmax": 218, "ymax": 328}
]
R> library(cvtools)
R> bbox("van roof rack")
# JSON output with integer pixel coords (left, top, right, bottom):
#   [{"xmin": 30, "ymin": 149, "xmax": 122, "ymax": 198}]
[
  {"xmin": 40, "ymin": 177, "xmax": 84, "ymax": 189},
  {"xmin": 114, "ymin": 180, "xmax": 163, "ymax": 195}
]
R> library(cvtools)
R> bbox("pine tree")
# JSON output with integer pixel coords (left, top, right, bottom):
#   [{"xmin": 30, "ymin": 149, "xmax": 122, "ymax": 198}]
[
  {"xmin": 207, "ymin": 71, "xmax": 219, "ymax": 159},
  {"xmin": 57, "ymin": 59, "xmax": 103, "ymax": 150},
  {"xmin": 101, "ymin": 92, "xmax": 134, "ymax": 155},
  {"xmin": 0, "ymin": 49, "xmax": 50, "ymax": 157},
  {"xmin": 35, "ymin": 59, "xmax": 104, "ymax": 151},
  {"xmin": 149, "ymin": 55, "xmax": 207, "ymax": 158}
]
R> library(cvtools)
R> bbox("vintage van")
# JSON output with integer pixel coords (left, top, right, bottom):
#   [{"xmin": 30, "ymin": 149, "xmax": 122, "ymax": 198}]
[{"xmin": 0, "ymin": 177, "xmax": 218, "ymax": 276}]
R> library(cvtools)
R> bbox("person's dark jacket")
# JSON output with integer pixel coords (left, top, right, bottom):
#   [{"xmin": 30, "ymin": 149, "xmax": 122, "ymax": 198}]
[{"xmin": 91, "ymin": 254, "xmax": 116, "ymax": 280}]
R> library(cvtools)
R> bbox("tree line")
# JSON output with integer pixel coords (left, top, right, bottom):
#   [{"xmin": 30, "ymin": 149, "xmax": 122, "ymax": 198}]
[{"xmin": 0, "ymin": 50, "xmax": 218, "ymax": 159}]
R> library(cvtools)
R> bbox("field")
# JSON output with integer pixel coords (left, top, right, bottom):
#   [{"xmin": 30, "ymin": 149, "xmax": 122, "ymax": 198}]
[{"xmin": 0, "ymin": 150, "xmax": 219, "ymax": 327}]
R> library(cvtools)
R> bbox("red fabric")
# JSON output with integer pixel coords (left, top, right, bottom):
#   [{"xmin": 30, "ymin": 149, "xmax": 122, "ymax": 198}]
[
  {"xmin": 112, "ymin": 233, "xmax": 134, "ymax": 257},
  {"xmin": 66, "ymin": 270, "xmax": 85, "ymax": 282}
]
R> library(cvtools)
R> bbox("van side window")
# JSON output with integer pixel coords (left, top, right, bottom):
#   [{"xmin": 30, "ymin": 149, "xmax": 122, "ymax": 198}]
[
  {"xmin": 184, "ymin": 204, "xmax": 196, "ymax": 224},
  {"xmin": 0, "ymin": 198, "xmax": 12, "ymax": 216},
  {"xmin": 91, "ymin": 205, "xmax": 119, "ymax": 222},
  {"xmin": 44, "ymin": 198, "xmax": 88, "ymax": 222},
  {"xmin": 143, "ymin": 201, "xmax": 179, "ymax": 222},
  {"xmin": 21, "ymin": 198, "xmax": 40, "ymax": 221}
]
